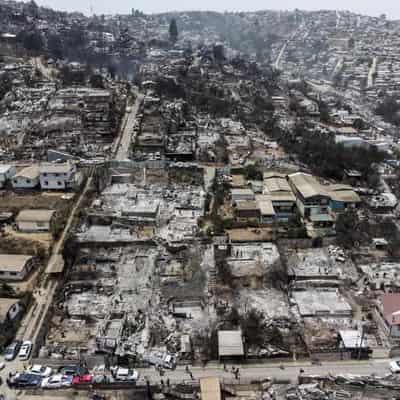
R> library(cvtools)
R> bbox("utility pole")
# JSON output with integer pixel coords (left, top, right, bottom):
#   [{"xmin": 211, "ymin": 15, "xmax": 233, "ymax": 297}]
[{"xmin": 358, "ymin": 324, "xmax": 366, "ymax": 360}]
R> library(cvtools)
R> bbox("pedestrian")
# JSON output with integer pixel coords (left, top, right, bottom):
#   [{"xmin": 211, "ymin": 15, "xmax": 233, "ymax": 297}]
[
  {"xmin": 189, "ymin": 371, "xmax": 194, "ymax": 380},
  {"xmin": 185, "ymin": 365, "xmax": 190, "ymax": 373},
  {"xmin": 161, "ymin": 379, "xmax": 164, "ymax": 386},
  {"xmin": 280, "ymin": 363, "xmax": 285, "ymax": 370},
  {"xmin": 223, "ymin": 363, "xmax": 227, "ymax": 371},
  {"xmin": 167, "ymin": 378, "xmax": 170, "ymax": 387},
  {"xmin": 299, "ymin": 368, "xmax": 304, "ymax": 374}
]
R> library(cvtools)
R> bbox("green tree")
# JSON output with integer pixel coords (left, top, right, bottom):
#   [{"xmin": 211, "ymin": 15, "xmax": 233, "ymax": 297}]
[
  {"xmin": 47, "ymin": 34, "xmax": 63, "ymax": 59},
  {"xmin": 89, "ymin": 74, "xmax": 104, "ymax": 89},
  {"xmin": 169, "ymin": 18, "xmax": 178, "ymax": 43},
  {"xmin": 213, "ymin": 44, "xmax": 225, "ymax": 63},
  {"xmin": 0, "ymin": 72, "xmax": 12, "ymax": 101},
  {"xmin": 335, "ymin": 210, "xmax": 367, "ymax": 249},
  {"xmin": 20, "ymin": 31, "xmax": 44, "ymax": 53}
]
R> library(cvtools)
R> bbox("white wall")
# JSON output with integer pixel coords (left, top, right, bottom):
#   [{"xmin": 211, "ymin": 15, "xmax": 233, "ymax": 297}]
[
  {"xmin": 12, "ymin": 176, "xmax": 39, "ymax": 189},
  {"xmin": 17, "ymin": 221, "xmax": 50, "ymax": 232}
]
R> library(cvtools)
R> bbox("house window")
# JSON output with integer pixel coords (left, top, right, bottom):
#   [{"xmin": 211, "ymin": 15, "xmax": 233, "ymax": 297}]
[
  {"xmin": 26, "ymin": 179, "xmax": 30, "ymax": 184},
  {"xmin": 37, "ymin": 222, "xmax": 46, "ymax": 228},
  {"xmin": 43, "ymin": 173, "xmax": 47, "ymax": 177},
  {"xmin": 44, "ymin": 181, "xmax": 48, "ymax": 186},
  {"xmin": 57, "ymin": 181, "xmax": 62, "ymax": 186}
]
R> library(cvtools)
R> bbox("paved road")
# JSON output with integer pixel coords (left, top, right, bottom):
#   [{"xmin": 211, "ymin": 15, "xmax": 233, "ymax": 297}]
[
  {"xmin": 114, "ymin": 91, "xmax": 144, "ymax": 161},
  {"xmin": 134, "ymin": 358, "xmax": 396, "ymax": 386},
  {"xmin": 274, "ymin": 28, "xmax": 302, "ymax": 70},
  {"xmin": 0, "ymin": 358, "xmax": 395, "ymax": 396}
]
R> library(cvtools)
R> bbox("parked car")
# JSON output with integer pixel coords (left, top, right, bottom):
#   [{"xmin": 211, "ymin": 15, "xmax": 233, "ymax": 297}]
[
  {"xmin": 7, "ymin": 373, "xmax": 42, "ymax": 388},
  {"xmin": 143, "ymin": 353, "xmax": 176, "ymax": 369},
  {"xmin": 390, "ymin": 360, "xmax": 400, "ymax": 373},
  {"xmin": 41, "ymin": 374, "xmax": 72, "ymax": 389},
  {"xmin": 0, "ymin": 362, "xmax": 5, "ymax": 371},
  {"xmin": 72, "ymin": 374, "xmax": 93, "ymax": 385},
  {"xmin": 3, "ymin": 340, "xmax": 22, "ymax": 361},
  {"xmin": 59, "ymin": 365, "xmax": 87, "ymax": 376},
  {"xmin": 18, "ymin": 340, "xmax": 32, "ymax": 361},
  {"xmin": 27, "ymin": 364, "xmax": 52, "ymax": 377},
  {"xmin": 111, "ymin": 367, "xmax": 139, "ymax": 382}
]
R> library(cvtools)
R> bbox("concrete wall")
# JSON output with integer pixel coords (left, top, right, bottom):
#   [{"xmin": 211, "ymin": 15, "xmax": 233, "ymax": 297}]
[
  {"xmin": 12, "ymin": 176, "xmax": 40, "ymax": 189},
  {"xmin": 0, "ymin": 266, "xmax": 27, "ymax": 281},
  {"xmin": 17, "ymin": 221, "xmax": 51, "ymax": 232}
]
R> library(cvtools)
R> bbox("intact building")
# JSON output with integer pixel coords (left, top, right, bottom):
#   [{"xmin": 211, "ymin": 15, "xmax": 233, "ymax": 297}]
[
  {"xmin": 39, "ymin": 162, "xmax": 80, "ymax": 190},
  {"xmin": 16, "ymin": 209, "xmax": 56, "ymax": 232},
  {"xmin": 0, "ymin": 254, "xmax": 36, "ymax": 281},
  {"xmin": 12, "ymin": 165, "xmax": 40, "ymax": 189}
]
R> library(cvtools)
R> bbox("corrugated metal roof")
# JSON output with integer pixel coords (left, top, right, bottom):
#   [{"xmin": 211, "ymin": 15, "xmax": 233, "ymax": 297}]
[
  {"xmin": 330, "ymin": 190, "xmax": 361, "ymax": 203},
  {"xmin": 218, "ymin": 330, "xmax": 244, "ymax": 356},
  {"xmin": 255, "ymin": 196, "xmax": 275, "ymax": 216},
  {"xmin": 289, "ymin": 172, "xmax": 330, "ymax": 199},
  {"xmin": 264, "ymin": 177, "xmax": 292, "ymax": 193},
  {"xmin": 16, "ymin": 209, "xmax": 56, "ymax": 222},
  {"xmin": 0, "ymin": 254, "xmax": 33, "ymax": 272}
]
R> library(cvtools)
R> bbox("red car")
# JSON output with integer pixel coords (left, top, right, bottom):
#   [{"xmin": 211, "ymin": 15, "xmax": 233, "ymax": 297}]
[{"xmin": 71, "ymin": 374, "xmax": 93, "ymax": 385}]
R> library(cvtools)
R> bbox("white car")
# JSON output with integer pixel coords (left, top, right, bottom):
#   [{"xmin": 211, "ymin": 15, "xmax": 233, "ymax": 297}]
[
  {"xmin": 390, "ymin": 360, "xmax": 400, "ymax": 373},
  {"xmin": 111, "ymin": 367, "xmax": 139, "ymax": 381},
  {"xmin": 0, "ymin": 362, "xmax": 5, "ymax": 370},
  {"xmin": 18, "ymin": 341, "xmax": 33, "ymax": 361},
  {"xmin": 27, "ymin": 364, "xmax": 52, "ymax": 377},
  {"xmin": 41, "ymin": 374, "xmax": 72, "ymax": 389}
]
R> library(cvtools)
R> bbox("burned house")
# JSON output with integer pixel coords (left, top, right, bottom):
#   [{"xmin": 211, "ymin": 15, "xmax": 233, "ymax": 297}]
[{"xmin": 226, "ymin": 243, "xmax": 280, "ymax": 288}]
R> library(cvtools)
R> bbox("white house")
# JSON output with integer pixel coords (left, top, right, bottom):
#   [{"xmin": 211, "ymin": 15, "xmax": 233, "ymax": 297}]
[
  {"xmin": 0, "ymin": 254, "xmax": 36, "ymax": 281},
  {"xmin": 12, "ymin": 165, "xmax": 40, "ymax": 189},
  {"xmin": 15, "ymin": 209, "xmax": 56, "ymax": 232},
  {"xmin": 39, "ymin": 162, "xmax": 79, "ymax": 190},
  {"xmin": 0, "ymin": 165, "xmax": 16, "ymax": 188}
]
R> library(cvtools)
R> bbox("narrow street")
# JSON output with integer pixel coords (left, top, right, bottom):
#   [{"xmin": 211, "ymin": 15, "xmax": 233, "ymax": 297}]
[
  {"xmin": 137, "ymin": 358, "xmax": 393, "ymax": 385},
  {"xmin": 114, "ymin": 90, "xmax": 144, "ymax": 161},
  {"xmin": 274, "ymin": 42, "xmax": 287, "ymax": 70}
]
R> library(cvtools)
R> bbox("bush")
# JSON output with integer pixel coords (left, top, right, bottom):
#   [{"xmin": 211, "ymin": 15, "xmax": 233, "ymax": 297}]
[{"xmin": 240, "ymin": 309, "xmax": 265, "ymax": 347}]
